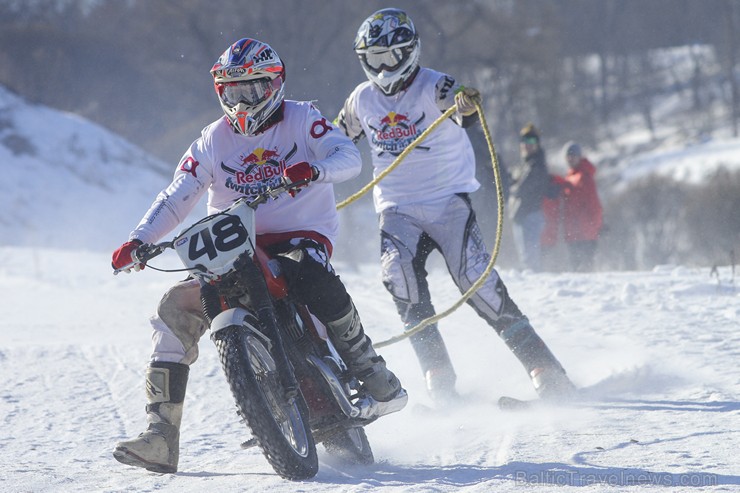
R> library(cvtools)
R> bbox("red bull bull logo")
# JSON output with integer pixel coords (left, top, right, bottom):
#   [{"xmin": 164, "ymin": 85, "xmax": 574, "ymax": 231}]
[
  {"xmin": 379, "ymin": 111, "xmax": 409, "ymax": 127},
  {"xmin": 241, "ymin": 148, "xmax": 281, "ymax": 166},
  {"xmin": 235, "ymin": 147, "xmax": 286, "ymax": 184}
]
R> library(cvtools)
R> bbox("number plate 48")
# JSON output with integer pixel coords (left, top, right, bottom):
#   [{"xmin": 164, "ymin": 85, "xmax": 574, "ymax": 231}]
[{"xmin": 173, "ymin": 199, "xmax": 256, "ymax": 277}]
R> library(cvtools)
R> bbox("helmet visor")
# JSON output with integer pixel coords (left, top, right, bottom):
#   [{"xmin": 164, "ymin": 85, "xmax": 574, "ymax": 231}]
[
  {"xmin": 216, "ymin": 78, "xmax": 273, "ymax": 108},
  {"xmin": 360, "ymin": 46, "xmax": 412, "ymax": 74}
]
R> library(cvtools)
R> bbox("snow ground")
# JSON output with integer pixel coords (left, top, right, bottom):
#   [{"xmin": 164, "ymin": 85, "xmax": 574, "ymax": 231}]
[{"xmin": 1, "ymin": 247, "xmax": 738, "ymax": 492}]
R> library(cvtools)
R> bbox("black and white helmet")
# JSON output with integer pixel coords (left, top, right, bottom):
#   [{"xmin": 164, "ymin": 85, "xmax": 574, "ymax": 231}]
[{"xmin": 354, "ymin": 8, "xmax": 420, "ymax": 96}]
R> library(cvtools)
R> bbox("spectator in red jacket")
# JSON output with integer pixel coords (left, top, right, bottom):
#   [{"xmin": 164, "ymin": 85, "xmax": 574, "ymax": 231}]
[
  {"xmin": 540, "ymin": 174, "xmax": 568, "ymax": 271},
  {"xmin": 561, "ymin": 142, "xmax": 603, "ymax": 271}
]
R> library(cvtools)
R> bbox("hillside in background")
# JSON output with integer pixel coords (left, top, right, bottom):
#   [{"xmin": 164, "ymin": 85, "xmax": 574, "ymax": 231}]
[
  {"xmin": 0, "ymin": 85, "xmax": 170, "ymax": 252},
  {"xmin": 2, "ymin": 76, "xmax": 740, "ymax": 270}
]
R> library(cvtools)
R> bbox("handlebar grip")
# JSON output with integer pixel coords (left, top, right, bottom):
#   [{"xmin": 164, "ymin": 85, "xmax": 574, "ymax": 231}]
[
  {"xmin": 132, "ymin": 244, "xmax": 150, "ymax": 264},
  {"xmin": 285, "ymin": 177, "xmax": 312, "ymax": 189},
  {"xmin": 112, "ymin": 243, "xmax": 165, "ymax": 275},
  {"xmin": 134, "ymin": 243, "xmax": 165, "ymax": 263}
]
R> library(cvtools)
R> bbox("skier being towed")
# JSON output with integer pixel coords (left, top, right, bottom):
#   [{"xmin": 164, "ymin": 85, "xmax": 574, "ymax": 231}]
[{"xmin": 336, "ymin": 8, "xmax": 577, "ymax": 406}]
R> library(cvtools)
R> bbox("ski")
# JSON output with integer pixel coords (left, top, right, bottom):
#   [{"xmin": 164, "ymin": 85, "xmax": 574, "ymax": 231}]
[
  {"xmin": 413, "ymin": 392, "xmax": 473, "ymax": 416},
  {"xmin": 497, "ymin": 395, "xmax": 539, "ymax": 411},
  {"xmin": 498, "ymin": 388, "xmax": 587, "ymax": 411},
  {"xmin": 412, "ymin": 403, "xmax": 436, "ymax": 415}
]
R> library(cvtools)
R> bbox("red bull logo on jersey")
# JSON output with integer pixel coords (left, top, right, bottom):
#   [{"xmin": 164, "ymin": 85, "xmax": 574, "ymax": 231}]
[
  {"xmin": 220, "ymin": 143, "xmax": 299, "ymax": 196},
  {"xmin": 370, "ymin": 111, "xmax": 427, "ymax": 156},
  {"xmin": 241, "ymin": 147, "xmax": 281, "ymax": 167},
  {"xmin": 379, "ymin": 111, "xmax": 409, "ymax": 127}
]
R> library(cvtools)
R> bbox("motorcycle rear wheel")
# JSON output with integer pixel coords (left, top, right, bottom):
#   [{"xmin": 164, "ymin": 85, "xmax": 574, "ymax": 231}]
[
  {"xmin": 215, "ymin": 325, "xmax": 318, "ymax": 480},
  {"xmin": 322, "ymin": 427, "xmax": 374, "ymax": 465}
]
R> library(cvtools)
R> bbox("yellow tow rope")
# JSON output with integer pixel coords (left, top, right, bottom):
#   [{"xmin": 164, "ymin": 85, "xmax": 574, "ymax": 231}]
[{"xmin": 337, "ymin": 101, "xmax": 506, "ymax": 348}]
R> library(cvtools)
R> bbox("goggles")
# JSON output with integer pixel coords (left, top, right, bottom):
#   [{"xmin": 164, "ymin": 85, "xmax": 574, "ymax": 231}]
[
  {"xmin": 216, "ymin": 78, "xmax": 273, "ymax": 107},
  {"xmin": 521, "ymin": 136, "xmax": 539, "ymax": 145},
  {"xmin": 361, "ymin": 45, "xmax": 415, "ymax": 74}
]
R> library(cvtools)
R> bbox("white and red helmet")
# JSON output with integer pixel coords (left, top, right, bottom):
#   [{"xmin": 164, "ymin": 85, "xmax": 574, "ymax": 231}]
[
  {"xmin": 210, "ymin": 38, "xmax": 285, "ymax": 136},
  {"xmin": 354, "ymin": 8, "xmax": 420, "ymax": 96}
]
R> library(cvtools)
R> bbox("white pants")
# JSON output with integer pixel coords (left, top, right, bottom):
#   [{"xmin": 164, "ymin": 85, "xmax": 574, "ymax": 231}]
[
  {"xmin": 149, "ymin": 279, "xmax": 205, "ymax": 365},
  {"xmin": 379, "ymin": 194, "xmax": 520, "ymax": 333}
]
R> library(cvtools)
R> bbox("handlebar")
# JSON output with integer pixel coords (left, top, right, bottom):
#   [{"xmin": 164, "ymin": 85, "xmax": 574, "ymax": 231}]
[
  {"xmin": 112, "ymin": 179, "xmax": 309, "ymax": 276},
  {"xmin": 247, "ymin": 177, "xmax": 310, "ymax": 208},
  {"xmin": 112, "ymin": 241, "xmax": 172, "ymax": 275},
  {"xmin": 135, "ymin": 242, "xmax": 171, "ymax": 264}
]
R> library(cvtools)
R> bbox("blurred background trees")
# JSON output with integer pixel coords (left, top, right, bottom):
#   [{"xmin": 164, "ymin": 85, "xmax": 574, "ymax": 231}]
[
  {"xmin": 1, "ymin": 0, "xmax": 738, "ymax": 270},
  {"xmin": 1, "ymin": 0, "xmax": 733, "ymax": 164}
]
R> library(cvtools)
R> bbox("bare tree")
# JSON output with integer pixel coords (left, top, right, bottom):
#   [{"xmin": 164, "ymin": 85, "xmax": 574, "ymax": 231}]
[{"xmin": 725, "ymin": 0, "xmax": 739, "ymax": 137}]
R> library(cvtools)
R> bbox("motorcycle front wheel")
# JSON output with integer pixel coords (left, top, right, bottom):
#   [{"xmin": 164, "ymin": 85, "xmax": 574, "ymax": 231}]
[{"xmin": 214, "ymin": 325, "xmax": 318, "ymax": 480}]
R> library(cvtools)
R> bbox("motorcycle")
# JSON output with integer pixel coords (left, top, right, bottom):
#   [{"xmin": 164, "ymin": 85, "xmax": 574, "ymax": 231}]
[{"xmin": 114, "ymin": 181, "xmax": 406, "ymax": 480}]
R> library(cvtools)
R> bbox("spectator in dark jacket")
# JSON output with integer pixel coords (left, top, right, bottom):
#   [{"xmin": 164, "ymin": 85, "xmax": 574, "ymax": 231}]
[
  {"xmin": 508, "ymin": 123, "xmax": 559, "ymax": 271},
  {"xmin": 561, "ymin": 141, "xmax": 603, "ymax": 271}
]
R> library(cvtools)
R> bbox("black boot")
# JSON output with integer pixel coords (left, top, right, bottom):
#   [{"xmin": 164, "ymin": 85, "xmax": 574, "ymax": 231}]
[
  {"xmin": 500, "ymin": 319, "xmax": 576, "ymax": 401},
  {"xmin": 325, "ymin": 301, "xmax": 404, "ymax": 404},
  {"xmin": 407, "ymin": 322, "xmax": 458, "ymax": 404}
]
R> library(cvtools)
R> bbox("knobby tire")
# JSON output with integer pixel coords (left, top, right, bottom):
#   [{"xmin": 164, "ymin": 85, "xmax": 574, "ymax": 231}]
[
  {"xmin": 322, "ymin": 427, "xmax": 374, "ymax": 465},
  {"xmin": 214, "ymin": 325, "xmax": 318, "ymax": 480}
]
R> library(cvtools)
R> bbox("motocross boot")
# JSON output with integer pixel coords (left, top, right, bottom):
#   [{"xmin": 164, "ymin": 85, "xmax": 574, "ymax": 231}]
[
  {"xmin": 500, "ymin": 319, "xmax": 577, "ymax": 402},
  {"xmin": 325, "ymin": 301, "xmax": 407, "ymax": 416},
  {"xmin": 424, "ymin": 365, "xmax": 459, "ymax": 406},
  {"xmin": 113, "ymin": 361, "xmax": 189, "ymax": 473},
  {"xmin": 406, "ymin": 322, "xmax": 459, "ymax": 405}
]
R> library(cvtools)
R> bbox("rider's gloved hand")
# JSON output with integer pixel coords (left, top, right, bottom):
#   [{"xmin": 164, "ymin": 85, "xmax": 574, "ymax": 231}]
[
  {"xmin": 454, "ymin": 86, "xmax": 481, "ymax": 116},
  {"xmin": 111, "ymin": 239, "xmax": 144, "ymax": 273},
  {"xmin": 283, "ymin": 161, "xmax": 318, "ymax": 197}
]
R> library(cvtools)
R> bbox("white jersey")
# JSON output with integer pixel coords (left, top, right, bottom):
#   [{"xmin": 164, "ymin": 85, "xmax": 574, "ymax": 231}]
[
  {"xmin": 130, "ymin": 101, "xmax": 361, "ymax": 247},
  {"xmin": 338, "ymin": 67, "xmax": 479, "ymax": 212}
]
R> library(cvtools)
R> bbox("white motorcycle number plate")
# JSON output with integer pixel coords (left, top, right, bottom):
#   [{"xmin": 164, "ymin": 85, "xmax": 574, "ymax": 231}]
[{"xmin": 172, "ymin": 200, "xmax": 256, "ymax": 276}]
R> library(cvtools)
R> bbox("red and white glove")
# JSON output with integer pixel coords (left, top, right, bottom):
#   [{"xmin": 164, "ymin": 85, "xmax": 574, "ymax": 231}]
[
  {"xmin": 111, "ymin": 239, "xmax": 144, "ymax": 273},
  {"xmin": 283, "ymin": 161, "xmax": 318, "ymax": 197}
]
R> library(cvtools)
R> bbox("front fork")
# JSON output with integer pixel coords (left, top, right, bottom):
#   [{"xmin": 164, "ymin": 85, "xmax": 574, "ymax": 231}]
[{"xmin": 202, "ymin": 257, "xmax": 299, "ymax": 401}]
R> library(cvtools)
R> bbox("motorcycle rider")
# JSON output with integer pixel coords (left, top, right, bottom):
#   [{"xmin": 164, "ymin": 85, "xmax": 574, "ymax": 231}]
[
  {"xmin": 110, "ymin": 38, "xmax": 407, "ymax": 474},
  {"xmin": 336, "ymin": 9, "xmax": 576, "ymax": 405}
]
